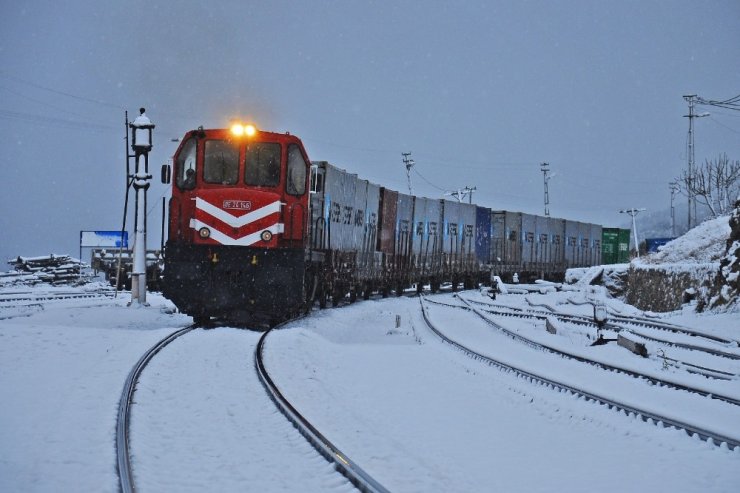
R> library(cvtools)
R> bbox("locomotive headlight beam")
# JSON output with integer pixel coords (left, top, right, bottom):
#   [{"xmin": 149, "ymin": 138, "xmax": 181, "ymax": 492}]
[
  {"xmin": 199, "ymin": 227, "xmax": 211, "ymax": 239},
  {"xmin": 260, "ymin": 230, "xmax": 273, "ymax": 242},
  {"xmin": 230, "ymin": 122, "xmax": 257, "ymax": 137}
]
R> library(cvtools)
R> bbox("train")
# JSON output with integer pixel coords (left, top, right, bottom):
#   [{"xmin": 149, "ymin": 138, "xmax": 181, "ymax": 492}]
[{"xmin": 160, "ymin": 123, "xmax": 610, "ymax": 325}]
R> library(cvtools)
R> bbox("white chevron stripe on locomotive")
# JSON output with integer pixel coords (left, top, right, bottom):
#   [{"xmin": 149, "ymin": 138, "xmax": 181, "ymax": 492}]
[
  {"xmin": 190, "ymin": 218, "xmax": 285, "ymax": 246},
  {"xmin": 195, "ymin": 197, "xmax": 281, "ymax": 228}
]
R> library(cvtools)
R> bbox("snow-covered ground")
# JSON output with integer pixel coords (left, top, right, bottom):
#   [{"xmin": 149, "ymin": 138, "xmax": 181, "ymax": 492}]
[{"xmin": 1, "ymin": 282, "xmax": 738, "ymax": 492}]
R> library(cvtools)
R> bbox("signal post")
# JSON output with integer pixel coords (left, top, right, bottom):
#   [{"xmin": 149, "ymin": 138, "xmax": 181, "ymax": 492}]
[{"xmin": 129, "ymin": 108, "xmax": 155, "ymax": 305}]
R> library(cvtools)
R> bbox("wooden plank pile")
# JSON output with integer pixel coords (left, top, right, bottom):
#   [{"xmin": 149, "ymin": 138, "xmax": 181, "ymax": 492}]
[{"xmin": 1, "ymin": 255, "xmax": 90, "ymax": 286}]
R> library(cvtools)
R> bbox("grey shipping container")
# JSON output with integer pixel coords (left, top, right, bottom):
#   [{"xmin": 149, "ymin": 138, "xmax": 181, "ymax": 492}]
[
  {"xmin": 411, "ymin": 196, "xmax": 443, "ymax": 276},
  {"xmin": 491, "ymin": 210, "xmax": 522, "ymax": 270},
  {"xmin": 520, "ymin": 212, "xmax": 537, "ymax": 266}
]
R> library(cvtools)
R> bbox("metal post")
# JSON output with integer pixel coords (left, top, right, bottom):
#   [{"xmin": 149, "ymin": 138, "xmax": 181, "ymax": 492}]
[
  {"xmin": 683, "ymin": 95, "xmax": 708, "ymax": 229},
  {"xmin": 541, "ymin": 162, "xmax": 550, "ymax": 217},
  {"xmin": 683, "ymin": 95, "xmax": 696, "ymax": 229},
  {"xmin": 161, "ymin": 196, "xmax": 166, "ymax": 252},
  {"xmin": 402, "ymin": 152, "xmax": 414, "ymax": 195},
  {"xmin": 619, "ymin": 208, "xmax": 646, "ymax": 258},
  {"xmin": 129, "ymin": 108, "xmax": 154, "ymax": 306},
  {"xmin": 670, "ymin": 181, "xmax": 679, "ymax": 237},
  {"xmin": 131, "ymin": 152, "xmax": 148, "ymax": 304}
]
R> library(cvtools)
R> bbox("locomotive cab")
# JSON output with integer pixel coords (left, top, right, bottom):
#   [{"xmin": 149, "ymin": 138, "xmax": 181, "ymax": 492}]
[{"xmin": 162, "ymin": 124, "xmax": 314, "ymax": 325}]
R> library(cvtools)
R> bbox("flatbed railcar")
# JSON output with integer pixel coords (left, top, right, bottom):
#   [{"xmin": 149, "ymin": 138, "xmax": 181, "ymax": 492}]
[{"xmin": 160, "ymin": 123, "xmax": 606, "ymax": 325}]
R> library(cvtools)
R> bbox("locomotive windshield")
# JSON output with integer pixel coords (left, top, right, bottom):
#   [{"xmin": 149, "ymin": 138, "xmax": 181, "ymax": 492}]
[
  {"xmin": 204, "ymin": 140, "xmax": 239, "ymax": 185},
  {"xmin": 245, "ymin": 142, "xmax": 281, "ymax": 187}
]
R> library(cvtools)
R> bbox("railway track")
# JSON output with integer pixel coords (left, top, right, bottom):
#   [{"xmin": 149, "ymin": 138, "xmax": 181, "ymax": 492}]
[
  {"xmin": 116, "ymin": 321, "xmax": 389, "ymax": 493},
  {"xmin": 420, "ymin": 297, "xmax": 740, "ymax": 450},
  {"xmin": 462, "ymin": 296, "xmax": 740, "ymax": 361},
  {"xmin": 256, "ymin": 328, "xmax": 390, "ymax": 493},
  {"xmin": 434, "ymin": 296, "xmax": 740, "ymax": 405},
  {"xmin": 0, "ymin": 289, "xmax": 116, "ymax": 305},
  {"xmin": 116, "ymin": 324, "xmax": 199, "ymax": 493}
]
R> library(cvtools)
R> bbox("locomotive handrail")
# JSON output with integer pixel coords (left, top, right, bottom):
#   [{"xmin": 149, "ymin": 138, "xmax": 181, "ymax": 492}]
[{"xmin": 312, "ymin": 216, "xmax": 327, "ymax": 250}]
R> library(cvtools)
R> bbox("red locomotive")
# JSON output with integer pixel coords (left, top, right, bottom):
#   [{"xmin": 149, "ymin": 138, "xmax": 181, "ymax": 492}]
[{"xmin": 162, "ymin": 124, "xmax": 317, "ymax": 324}]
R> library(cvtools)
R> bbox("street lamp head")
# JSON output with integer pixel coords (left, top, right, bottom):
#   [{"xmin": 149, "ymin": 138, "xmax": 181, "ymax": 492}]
[{"xmin": 130, "ymin": 107, "xmax": 155, "ymax": 153}]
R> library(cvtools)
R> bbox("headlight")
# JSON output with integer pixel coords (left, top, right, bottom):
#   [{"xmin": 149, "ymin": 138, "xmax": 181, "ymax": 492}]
[
  {"xmin": 260, "ymin": 230, "xmax": 273, "ymax": 242},
  {"xmin": 230, "ymin": 123, "xmax": 257, "ymax": 137},
  {"xmin": 199, "ymin": 227, "xmax": 211, "ymax": 239}
]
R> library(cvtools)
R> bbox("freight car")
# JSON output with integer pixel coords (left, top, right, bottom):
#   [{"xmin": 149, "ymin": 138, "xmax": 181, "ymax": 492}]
[{"xmin": 161, "ymin": 123, "xmax": 606, "ymax": 325}]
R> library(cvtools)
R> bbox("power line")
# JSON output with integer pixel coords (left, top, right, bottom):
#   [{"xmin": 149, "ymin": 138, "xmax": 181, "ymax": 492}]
[
  {"xmin": 0, "ymin": 71, "xmax": 125, "ymax": 110},
  {"xmin": 696, "ymin": 93, "xmax": 740, "ymax": 111},
  {"xmin": 707, "ymin": 116, "xmax": 740, "ymax": 135},
  {"xmin": 0, "ymin": 109, "xmax": 118, "ymax": 132},
  {"xmin": 412, "ymin": 167, "xmax": 446, "ymax": 193}
]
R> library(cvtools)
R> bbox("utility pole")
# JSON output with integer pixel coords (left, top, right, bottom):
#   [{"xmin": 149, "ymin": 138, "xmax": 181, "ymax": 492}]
[
  {"xmin": 619, "ymin": 207, "xmax": 646, "ymax": 258},
  {"xmin": 402, "ymin": 152, "xmax": 415, "ymax": 195},
  {"xmin": 445, "ymin": 186, "xmax": 476, "ymax": 203},
  {"xmin": 683, "ymin": 94, "xmax": 709, "ymax": 229},
  {"xmin": 670, "ymin": 181, "xmax": 680, "ymax": 237},
  {"xmin": 541, "ymin": 162, "xmax": 551, "ymax": 217}
]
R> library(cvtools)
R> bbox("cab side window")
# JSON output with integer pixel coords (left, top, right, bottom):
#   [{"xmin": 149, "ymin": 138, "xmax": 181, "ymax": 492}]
[
  {"xmin": 175, "ymin": 138, "xmax": 197, "ymax": 190},
  {"xmin": 245, "ymin": 142, "xmax": 281, "ymax": 187},
  {"xmin": 286, "ymin": 144, "xmax": 307, "ymax": 195}
]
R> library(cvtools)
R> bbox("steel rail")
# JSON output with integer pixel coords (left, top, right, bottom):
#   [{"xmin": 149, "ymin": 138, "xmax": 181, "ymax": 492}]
[
  {"xmin": 116, "ymin": 324, "xmax": 199, "ymax": 493},
  {"xmin": 420, "ymin": 298, "xmax": 740, "ymax": 450},
  {"xmin": 444, "ymin": 297, "xmax": 740, "ymax": 406},
  {"xmin": 0, "ymin": 291, "xmax": 115, "ymax": 305},
  {"xmin": 611, "ymin": 314, "xmax": 736, "ymax": 345},
  {"xmin": 461, "ymin": 296, "xmax": 740, "ymax": 360},
  {"xmin": 256, "ymin": 326, "xmax": 391, "ymax": 493}
]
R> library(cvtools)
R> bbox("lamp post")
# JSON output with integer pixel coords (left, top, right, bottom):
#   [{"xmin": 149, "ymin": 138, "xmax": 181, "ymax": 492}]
[
  {"xmin": 619, "ymin": 207, "xmax": 646, "ymax": 258},
  {"xmin": 683, "ymin": 95, "xmax": 709, "ymax": 229},
  {"xmin": 670, "ymin": 181, "xmax": 680, "ymax": 236},
  {"xmin": 541, "ymin": 162, "xmax": 551, "ymax": 217},
  {"xmin": 129, "ymin": 108, "xmax": 154, "ymax": 305}
]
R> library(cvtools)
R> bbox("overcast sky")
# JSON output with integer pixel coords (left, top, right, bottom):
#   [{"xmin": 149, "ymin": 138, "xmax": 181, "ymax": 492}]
[{"xmin": 1, "ymin": 0, "xmax": 738, "ymax": 263}]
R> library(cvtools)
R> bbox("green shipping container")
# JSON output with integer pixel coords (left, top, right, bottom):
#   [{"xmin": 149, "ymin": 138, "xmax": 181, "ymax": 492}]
[
  {"xmin": 617, "ymin": 228, "xmax": 631, "ymax": 263},
  {"xmin": 602, "ymin": 228, "xmax": 631, "ymax": 264}
]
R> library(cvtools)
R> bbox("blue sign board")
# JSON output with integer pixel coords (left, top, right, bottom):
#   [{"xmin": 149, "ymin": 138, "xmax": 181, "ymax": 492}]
[{"xmin": 80, "ymin": 231, "xmax": 129, "ymax": 248}]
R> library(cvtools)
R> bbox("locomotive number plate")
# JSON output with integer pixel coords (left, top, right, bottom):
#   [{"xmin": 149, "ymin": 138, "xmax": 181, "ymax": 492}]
[{"xmin": 223, "ymin": 200, "xmax": 252, "ymax": 211}]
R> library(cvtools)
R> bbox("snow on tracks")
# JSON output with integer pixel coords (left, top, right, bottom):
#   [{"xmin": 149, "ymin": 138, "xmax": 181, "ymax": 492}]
[
  {"xmin": 420, "ymin": 297, "xmax": 740, "ymax": 450},
  {"xmin": 126, "ymin": 327, "xmax": 357, "ymax": 493}
]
